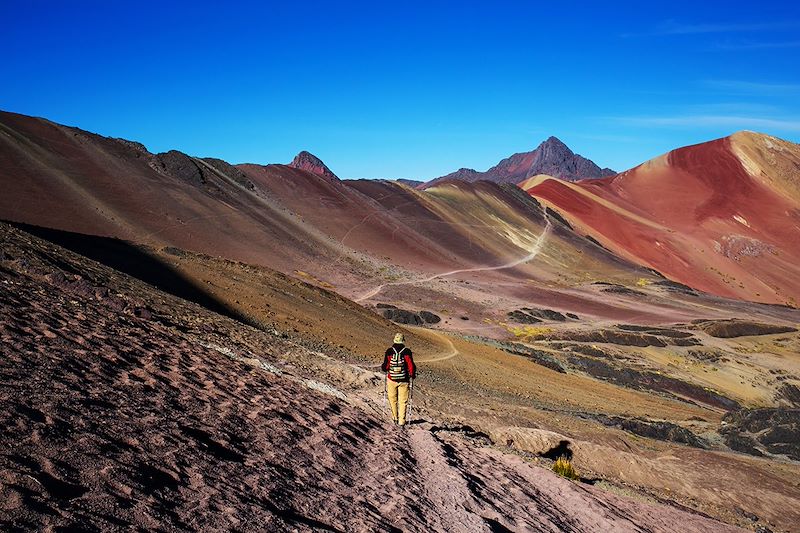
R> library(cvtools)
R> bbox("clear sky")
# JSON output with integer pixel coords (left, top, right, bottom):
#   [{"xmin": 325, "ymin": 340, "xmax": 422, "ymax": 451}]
[{"xmin": 2, "ymin": 1, "xmax": 799, "ymax": 180}]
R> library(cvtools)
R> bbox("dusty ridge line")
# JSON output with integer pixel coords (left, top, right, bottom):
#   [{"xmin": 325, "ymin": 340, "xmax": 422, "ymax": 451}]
[
  {"xmin": 355, "ymin": 205, "xmax": 553, "ymax": 302},
  {"xmin": 522, "ymin": 174, "xmax": 669, "ymax": 231},
  {"xmin": 405, "ymin": 428, "xmax": 487, "ymax": 532}
]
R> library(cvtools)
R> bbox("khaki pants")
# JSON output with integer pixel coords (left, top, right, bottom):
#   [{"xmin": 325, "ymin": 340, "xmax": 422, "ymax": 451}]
[{"xmin": 386, "ymin": 379, "xmax": 410, "ymax": 425}]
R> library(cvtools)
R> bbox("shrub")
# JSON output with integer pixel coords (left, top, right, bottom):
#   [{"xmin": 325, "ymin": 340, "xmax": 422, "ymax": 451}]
[
  {"xmin": 552, "ymin": 456, "xmax": 578, "ymax": 480},
  {"xmin": 507, "ymin": 325, "xmax": 553, "ymax": 340}
]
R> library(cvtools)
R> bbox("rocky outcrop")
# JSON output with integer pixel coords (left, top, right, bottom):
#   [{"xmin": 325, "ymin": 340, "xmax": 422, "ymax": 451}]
[
  {"xmin": 595, "ymin": 416, "xmax": 707, "ymax": 448},
  {"xmin": 507, "ymin": 310, "xmax": 542, "ymax": 324},
  {"xmin": 693, "ymin": 319, "xmax": 797, "ymax": 338},
  {"xmin": 379, "ymin": 305, "xmax": 441, "ymax": 325},
  {"xmin": 722, "ymin": 408, "xmax": 800, "ymax": 461},
  {"xmin": 152, "ymin": 150, "xmax": 207, "ymax": 186},
  {"xmin": 489, "ymin": 427, "xmax": 570, "ymax": 455},
  {"xmin": 507, "ymin": 307, "xmax": 578, "ymax": 323},
  {"xmin": 776, "ymin": 382, "xmax": 800, "ymax": 408},
  {"xmin": 426, "ymin": 136, "xmax": 614, "ymax": 187},
  {"xmin": 541, "ymin": 328, "xmax": 700, "ymax": 347},
  {"xmin": 289, "ymin": 151, "xmax": 339, "ymax": 180},
  {"xmin": 201, "ymin": 158, "xmax": 256, "ymax": 190},
  {"xmin": 418, "ymin": 311, "xmax": 441, "ymax": 324},
  {"xmin": 567, "ymin": 355, "xmax": 740, "ymax": 411},
  {"xmin": 596, "ymin": 283, "xmax": 646, "ymax": 297}
]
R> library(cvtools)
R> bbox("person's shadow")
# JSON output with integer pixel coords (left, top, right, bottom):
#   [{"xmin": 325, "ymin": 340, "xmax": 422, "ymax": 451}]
[{"xmin": 542, "ymin": 440, "xmax": 573, "ymax": 460}]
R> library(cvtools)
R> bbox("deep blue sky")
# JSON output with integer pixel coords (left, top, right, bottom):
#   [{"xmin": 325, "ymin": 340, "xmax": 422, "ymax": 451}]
[{"xmin": 2, "ymin": 1, "xmax": 799, "ymax": 179}]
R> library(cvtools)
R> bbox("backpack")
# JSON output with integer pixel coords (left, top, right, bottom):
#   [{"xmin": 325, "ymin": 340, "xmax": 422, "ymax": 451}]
[{"xmin": 388, "ymin": 347, "xmax": 409, "ymax": 381}]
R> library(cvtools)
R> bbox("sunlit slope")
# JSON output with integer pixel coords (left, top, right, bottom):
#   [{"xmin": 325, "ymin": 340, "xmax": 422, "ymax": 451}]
[
  {"xmin": 0, "ymin": 110, "xmax": 650, "ymax": 306},
  {"xmin": 0, "ymin": 111, "xmax": 347, "ymax": 274},
  {"xmin": 346, "ymin": 179, "xmax": 653, "ymax": 286},
  {"xmin": 521, "ymin": 132, "xmax": 800, "ymax": 305}
]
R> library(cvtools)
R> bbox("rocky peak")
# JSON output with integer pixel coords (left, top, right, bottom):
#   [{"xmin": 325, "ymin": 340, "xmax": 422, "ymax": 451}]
[
  {"xmin": 541, "ymin": 136, "xmax": 570, "ymax": 151},
  {"xmin": 289, "ymin": 151, "xmax": 339, "ymax": 180},
  {"xmin": 424, "ymin": 137, "xmax": 614, "ymax": 188}
]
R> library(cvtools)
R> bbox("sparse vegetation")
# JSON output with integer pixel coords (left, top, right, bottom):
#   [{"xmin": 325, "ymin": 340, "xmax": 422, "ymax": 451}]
[
  {"xmin": 552, "ymin": 456, "xmax": 578, "ymax": 480},
  {"xmin": 507, "ymin": 325, "xmax": 553, "ymax": 340}
]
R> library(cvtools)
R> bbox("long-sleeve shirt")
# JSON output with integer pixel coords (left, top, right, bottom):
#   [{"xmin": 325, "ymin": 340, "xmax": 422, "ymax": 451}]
[{"xmin": 381, "ymin": 343, "xmax": 415, "ymax": 382}]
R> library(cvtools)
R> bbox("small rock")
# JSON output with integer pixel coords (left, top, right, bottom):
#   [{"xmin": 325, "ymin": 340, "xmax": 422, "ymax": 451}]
[{"xmin": 133, "ymin": 307, "xmax": 153, "ymax": 320}]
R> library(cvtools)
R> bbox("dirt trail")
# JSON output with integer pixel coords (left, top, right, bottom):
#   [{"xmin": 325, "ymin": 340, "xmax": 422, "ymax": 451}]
[
  {"xmin": 411, "ymin": 327, "xmax": 459, "ymax": 363},
  {"xmin": 0, "ymin": 223, "xmax": 750, "ymax": 532},
  {"xmin": 355, "ymin": 205, "xmax": 552, "ymax": 302},
  {"xmin": 404, "ymin": 429, "xmax": 487, "ymax": 532}
]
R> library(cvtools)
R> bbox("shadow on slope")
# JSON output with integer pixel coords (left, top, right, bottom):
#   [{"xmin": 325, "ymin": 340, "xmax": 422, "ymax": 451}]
[{"xmin": 7, "ymin": 221, "xmax": 251, "ymax": 326}]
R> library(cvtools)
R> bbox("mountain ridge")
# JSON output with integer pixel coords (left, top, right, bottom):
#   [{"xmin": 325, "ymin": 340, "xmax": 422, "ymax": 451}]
[
  {"xmin": 424, "ymin": 136, "xmax": 615, "ymax": 188},
  {"xmin": 520, "ymin": 131, "xmax": 800, "ymax": 306}
]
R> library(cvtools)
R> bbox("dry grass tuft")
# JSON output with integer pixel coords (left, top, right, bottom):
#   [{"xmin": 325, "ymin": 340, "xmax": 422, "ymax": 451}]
[{"xmin": 552, "ymin": 456, "xmax": 579, "ymax": 480}]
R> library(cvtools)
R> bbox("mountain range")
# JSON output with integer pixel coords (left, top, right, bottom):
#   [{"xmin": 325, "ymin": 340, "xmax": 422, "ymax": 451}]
[
  {"xmin": 424, "ymin": 136, "xmax": 615, "ymax": 188},
  {"xmin": 521, "ymin": 131, "xmax": 800, "ymax": 306},
  {"xmin": 2, "ymin": 109, "xmax": 800, "ymax": 531}
]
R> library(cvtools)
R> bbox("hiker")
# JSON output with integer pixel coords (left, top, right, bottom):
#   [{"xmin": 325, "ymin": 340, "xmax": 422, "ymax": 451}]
[{"xmin": 381, "ymin": 332, "xmax": 416, "ymax": 426}]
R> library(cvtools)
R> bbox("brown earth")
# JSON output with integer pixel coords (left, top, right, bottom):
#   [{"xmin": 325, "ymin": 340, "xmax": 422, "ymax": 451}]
[
  {"xmin": 0, "ymin": 223, "xmax": 751, "ymax": 532},
  {"xmin": 3, "ymin": 111, "xmax": 800, "ymax": 531}
]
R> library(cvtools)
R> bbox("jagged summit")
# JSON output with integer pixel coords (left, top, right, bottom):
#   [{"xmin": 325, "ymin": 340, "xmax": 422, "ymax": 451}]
[
  {"xmin": 289, "ymin": 150, "xmax": 339, "ymax": 180},
  {"xmin": 424, "ymin": 136, "xmax": 615, "ymax": 188}
]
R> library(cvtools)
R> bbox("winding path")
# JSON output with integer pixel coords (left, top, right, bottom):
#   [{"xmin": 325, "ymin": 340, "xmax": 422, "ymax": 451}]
[
  {"xmin": 414, "ymin": 329, "xmax": 459, "ymax": 363},
  {"xmin": 355, "ymin": 205, "xmax": 553, "ymax": 303}
]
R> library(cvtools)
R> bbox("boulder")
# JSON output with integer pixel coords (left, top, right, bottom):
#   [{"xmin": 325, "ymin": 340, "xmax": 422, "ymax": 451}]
[
  {"xmin": 489, "ymin": 427, "xmax": 570, "ymax": 456},
  {"xmin": 696, "ymin": 319, "xmax": 796, "ymax": 338},
  {"xmin": 419, "ymin": 310, "xmax": 441, "ymax": 324},
  {"xmin": 382, "ymin": 308, "xmax": 422, "ymax": 325}
]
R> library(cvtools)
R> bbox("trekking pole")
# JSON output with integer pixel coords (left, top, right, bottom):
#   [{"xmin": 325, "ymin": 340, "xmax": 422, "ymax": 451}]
[
  {"xmin": 383, "ymin": 374, "xmax": 388, "ymax": 415},
  {"xmin": 407, "ymin": 378, "xmax": 414, "ymax": 423}
]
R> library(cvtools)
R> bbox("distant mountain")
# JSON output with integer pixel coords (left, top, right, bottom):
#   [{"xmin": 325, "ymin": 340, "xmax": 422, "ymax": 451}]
[
  {"xmin": 424, "ymin": 136, "xmax": 614, "ymax": 188},
  {"xmin": 4, "ymin": 108, "xmax": 799, "ymax": 306},
  {"xmin": 289, "ymin": 150, "xmax": 339, "ymax": 180},
  {"xmin": 520, "ymin": 131, "xmax": 800, "ymax": 306},
  {"xmin": 395, "ymin": 178, "xmax": 424, "ymax": 188},
  {"xmin": 0, "ymin": 110, "xmax": 654, "ymax": 311}
]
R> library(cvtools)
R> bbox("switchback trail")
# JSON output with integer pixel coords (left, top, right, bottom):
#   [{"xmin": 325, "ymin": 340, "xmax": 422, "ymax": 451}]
[{"xmin": 355, "ymin": 206, "xmax": 553, "ymax": 303}]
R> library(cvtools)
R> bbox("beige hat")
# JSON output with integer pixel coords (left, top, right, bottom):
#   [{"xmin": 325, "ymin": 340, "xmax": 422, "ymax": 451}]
[{"xmin": 393, "ymin": 332, "xmax": 405, "ymax": 344}]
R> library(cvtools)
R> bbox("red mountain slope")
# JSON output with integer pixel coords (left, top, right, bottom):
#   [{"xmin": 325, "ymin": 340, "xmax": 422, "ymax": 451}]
[{"xmin": 520, "ymin": 132, "xmax": 800, "ymax": 306}]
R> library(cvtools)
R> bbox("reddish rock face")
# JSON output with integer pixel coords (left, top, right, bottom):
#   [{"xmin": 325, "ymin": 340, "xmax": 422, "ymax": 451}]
[
  {"xmin": 424, "ymin": 136, "xmax": 615, "ymax": 188},
  {"xmin": 288, "ymin": 150, "xmax": 339, "ymax": 180},
  {"xmin": 520, "ymin": 132, "xmax": 800, "ymax": 306}
]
